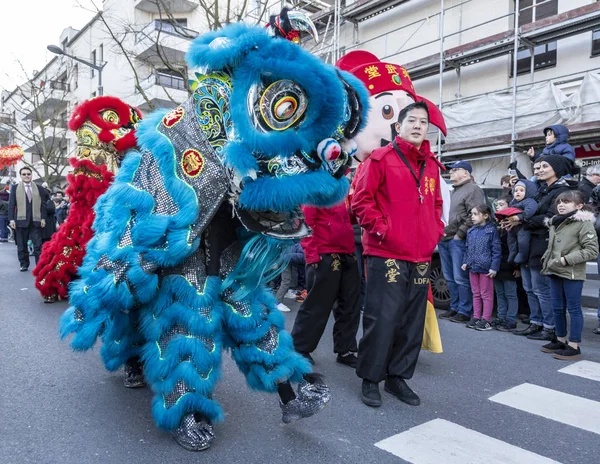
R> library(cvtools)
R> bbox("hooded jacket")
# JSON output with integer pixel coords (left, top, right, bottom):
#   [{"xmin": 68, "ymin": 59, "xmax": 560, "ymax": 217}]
[
  {"xmin": 509, "ymin": 179, "xmax": 538, "ymax": 220},
  {"xmin": 523, "ymin": 177, "xmax": 579, "ymax": 267},
  {"xmin": 541, "ymin": 209, "xmax": 598, "ymax": 280},
  {"xmin": 532, "ymin": 125, "xmax": 575, "ymax": 161},
  {"xmin": 300, "ymin": 202, "xmax": 355, "ymax": 265},
  {"xmin": 351, "ymin": 137, "xmax": 444, "ymax": 262}
]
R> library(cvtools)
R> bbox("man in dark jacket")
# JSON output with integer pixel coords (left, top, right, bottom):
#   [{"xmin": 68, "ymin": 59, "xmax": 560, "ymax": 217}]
[
  {"xmin": 527, "ymin": 125, "xmax": 575, "ymax": 161},
  {"xmin": 578, "ymin": 165, "xmax": 600, "ymax": 202},
  {"xmin": 438, "ymin": 161, "xmax": 485, "ymax": 323},
  {"xmin": 509, "ymin": 155, "xmax": 578, "ymax": 341},
  {"xmin": 291, "ymin": 201, "xmax": 360, "ymax": 368},
  {"xmin": 351, "ymin": 101, "xmax": 444, "ymax": 408},
  {"xmin": 8, "ymin": 167, "xmax": 48, "ymax": 271}
]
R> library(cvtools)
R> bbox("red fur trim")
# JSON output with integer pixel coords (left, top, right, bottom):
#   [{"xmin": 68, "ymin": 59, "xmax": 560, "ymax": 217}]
[
  {"xmin": 33, "ymin": 158, "xmax": 114, "ymax": 299},
  {"xmin": 114, "ymin": 131, "xmax": 138, "ymax": 152}
]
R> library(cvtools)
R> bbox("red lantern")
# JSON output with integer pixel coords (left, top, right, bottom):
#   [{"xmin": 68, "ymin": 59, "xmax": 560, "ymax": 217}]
[{"xmin": 0, "ymin": 145, "xmax": 24, "ymax": 170}]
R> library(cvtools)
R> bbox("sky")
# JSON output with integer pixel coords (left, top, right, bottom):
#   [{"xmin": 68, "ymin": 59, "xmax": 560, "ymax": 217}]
[{"xmin": 0, "ymin": 0, "xmax": 98, "ymax": 93}]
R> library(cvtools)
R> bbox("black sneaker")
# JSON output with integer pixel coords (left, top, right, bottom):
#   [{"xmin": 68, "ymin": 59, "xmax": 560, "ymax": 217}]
[
  {"xmin": 513, "ymin": 323, "xmax": 542, "ymax": 337},
  {"xmin": 439, "ymin": 309, "xmax": 457, "ymax": 319},
  {"xmin": 384, "ymin": 376, "xmax": 420, "ymax": 406},
  {"xmin": 336, "ymin": 353, "xmax": 357, "ymax": 368},
  {"xmin": 361, "ymin": 380, "xmax": 381, "ymax": 407},
  {"xmin": 465, "ymin": 318, "xmax": 480, "ymax": 329},
  {"xmin": 298, "ymin": 352, "xmax": 315, "ymax": 365},
  {"xmin": 497, "ymin": 321, "xmax": 517, "ymax": 332},
  {"xmin": 527, "ymin": 328, "xmax": 555, "ymax": 341},
  {"xmin": 124, "ymin": 357, "xmax": 146, "ymax": 388},
  {"xmin": 541, "ymin": 338, "xmax": 566, "ymax": 353},
  {"xmin": 449, "ymin": 313, "xmax": 470, "ymax": 323},
  {"xmin": 19, "ymin": 266, "xmax": 28, "ymax": 272},
  {"xmin": 553, "ymin": 345, "xmax": 582, "ymax": 360},
  {"xmin": 475, "ymin": 319, "xmax": 493, "ymax": 331},
  {"xmin": 491, "ymin": 318, "xmax": 505, "ymax": 328}
]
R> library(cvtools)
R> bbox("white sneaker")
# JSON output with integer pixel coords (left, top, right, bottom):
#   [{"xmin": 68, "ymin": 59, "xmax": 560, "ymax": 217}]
[
  {"xmin": 277, "ymin": 302, "xmax": 291, "ymax": 312},
  {"xmin": 284, "ymin": 289, "xmax": 297, "ymax": 300}
]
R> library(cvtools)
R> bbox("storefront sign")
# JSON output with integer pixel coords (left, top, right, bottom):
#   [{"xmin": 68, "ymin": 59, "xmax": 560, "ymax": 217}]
[{"xmin": 575, "ymin": 144, "xmax": 600, "ymax": 168}]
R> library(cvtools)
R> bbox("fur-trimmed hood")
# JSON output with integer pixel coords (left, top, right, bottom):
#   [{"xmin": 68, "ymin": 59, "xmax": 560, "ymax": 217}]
[{"xmin": 544, "ymin": 209, "xmax": 596, "ymax": 228}]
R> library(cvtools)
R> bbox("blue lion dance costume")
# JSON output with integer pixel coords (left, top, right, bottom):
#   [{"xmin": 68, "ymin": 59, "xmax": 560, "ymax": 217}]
[{"xmin": 59, "ymin": 10, "xmax": 369, "ymax": 451}]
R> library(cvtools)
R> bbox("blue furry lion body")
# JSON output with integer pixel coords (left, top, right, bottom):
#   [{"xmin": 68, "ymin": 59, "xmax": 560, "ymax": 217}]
[{"xmin": 59, "ymin": 22, "xmax": 369, "ymax": 431}]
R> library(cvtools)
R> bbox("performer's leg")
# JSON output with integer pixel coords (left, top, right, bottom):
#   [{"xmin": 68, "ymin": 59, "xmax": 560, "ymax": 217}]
[
  {"xmin": 140, "ymin": 253, "xmax": 224, "ymax": 451},
  {"xmin": 387, "ymin": 262, "xmax": 430, "ymax": 380},
  {"xmin": 220, "ymin": 283, "xmax": 330, "ymax": 423},
  {"xmin": 291, "ymin": 254, "xmax": 341, "ymax": 355},
  {"xmin": 356, "ymin": 257, "xmax": 404, "ymax": 383},
  {"xmin": 331, "ymin": 254, "xmax": 360, "ymax": 355}
]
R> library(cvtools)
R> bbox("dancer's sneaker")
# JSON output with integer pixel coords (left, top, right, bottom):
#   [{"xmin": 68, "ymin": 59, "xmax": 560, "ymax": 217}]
[
  {"xmin": 277, "ymin": 302, "xmax": 291, "ymax": 312},
  {"xmin": 280, "ymin": 373, "xmax": 331, "ymax": 423},
  {"xmin": 123, "ymin": 358, "xmax": 146, "ymax": 388},
  {"xmin": 172, "ymin": 413, "xmax": 215, "ymax": 451}
]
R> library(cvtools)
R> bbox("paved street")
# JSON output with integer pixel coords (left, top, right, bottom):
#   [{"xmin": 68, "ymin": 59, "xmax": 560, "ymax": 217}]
[{"xmin": 1, "ymin": 242, "xmax": 600, "ymax": 464}]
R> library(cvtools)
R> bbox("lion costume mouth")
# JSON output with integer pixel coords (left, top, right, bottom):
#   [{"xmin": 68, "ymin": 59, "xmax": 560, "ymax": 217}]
[{"xmin": 235, "ymin": 207, "xmax": 310, "ymax": 239}]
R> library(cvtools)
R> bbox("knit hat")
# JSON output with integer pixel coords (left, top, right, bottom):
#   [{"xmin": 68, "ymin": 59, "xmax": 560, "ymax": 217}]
[{"xmin": 537, "ymin": 154, "xmax": 573, "ymax": 178}]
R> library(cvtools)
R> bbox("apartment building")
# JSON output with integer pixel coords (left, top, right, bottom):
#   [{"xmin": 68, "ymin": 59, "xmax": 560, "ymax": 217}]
[
  {"xmin": 0, "ymin": 0, "xmax": 279, "ymax": 185},
  {"xmin": 309, "ymin": 0, "xmax": 600, "ymax": 182}
]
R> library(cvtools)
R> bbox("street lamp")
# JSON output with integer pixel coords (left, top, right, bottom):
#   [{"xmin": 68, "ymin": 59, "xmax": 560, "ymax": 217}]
[{"xmin": 47, "ymin": 45, "xmax": 107, "ymax": 96}]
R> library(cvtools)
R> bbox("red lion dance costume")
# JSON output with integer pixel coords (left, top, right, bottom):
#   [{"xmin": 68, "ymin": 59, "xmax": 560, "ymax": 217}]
[{"xmin": 33, "ymin": 97, "xmax": 141, "ymax": 303}]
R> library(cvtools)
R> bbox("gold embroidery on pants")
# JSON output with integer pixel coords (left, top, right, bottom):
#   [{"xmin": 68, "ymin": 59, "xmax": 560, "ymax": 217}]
[{"xmin": 331, "ymin": 254, "xmax": 341, "ymax": 272}]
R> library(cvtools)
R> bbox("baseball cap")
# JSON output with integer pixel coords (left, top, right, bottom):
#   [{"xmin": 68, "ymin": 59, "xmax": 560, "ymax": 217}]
[{"xmin": 448, "ymin": 161, "xmax": 472, "ymax": 173}]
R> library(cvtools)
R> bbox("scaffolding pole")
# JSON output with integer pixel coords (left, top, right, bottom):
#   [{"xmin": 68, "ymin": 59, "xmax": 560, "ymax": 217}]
[
  {"xmin": 510, "ymin": 0, "xmax": 520, "ymax": 162},
  {"xmin": 437, "ymin": 0, "xmax": 445, "ymax": 158}
]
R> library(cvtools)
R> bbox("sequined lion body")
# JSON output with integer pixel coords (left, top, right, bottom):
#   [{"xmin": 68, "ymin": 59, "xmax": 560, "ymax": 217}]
[{"xmin": 59, "ymin": 22, "xmax": 369, "ymax": 432}]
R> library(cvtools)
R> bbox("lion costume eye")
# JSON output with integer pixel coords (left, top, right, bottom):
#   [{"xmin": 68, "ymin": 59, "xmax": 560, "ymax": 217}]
[
  {"xmin": 381, "ymin": 104, "xmax": 394, "ymax": 120},
  {"xmin": 255, "ymin": 80, "xmax": 308, "ymax": 131},
  {"xmin": 102, "ymin": 109, "xmax": 119, "ymax": 124}
]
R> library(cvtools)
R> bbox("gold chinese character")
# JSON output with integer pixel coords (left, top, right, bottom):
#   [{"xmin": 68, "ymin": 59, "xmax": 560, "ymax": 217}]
[
  {"xmin": 385, "ymin": 64, "xmax": 398, "ymax": 74},
  {"xmin": 386, "ymin": 268, "xmax": 400, "ymax": 283},
  {"xmin": 429, "ymin": 177, "xmax": 436, "ymax": 194},
  {"xmin": 364, "ymin": 65, "xmax": 381, "ymax": 80},
  {"xmin": 331, "ymin": 254, "xmax": 341, "ymax": 272},
  {"xmin": 424, "ymin": 176, "xmax": 430, "ymax": 195},
  {"xmin": 402, "ymin": 68, "xmax": 411, "ymax": 80},
  {"xmin": 184, "ymin": 153, "xmax": 202, "ymax": 171},
  {"xmin": 385, "ymin": 259, "xmax": 399, "ymax": 269}
]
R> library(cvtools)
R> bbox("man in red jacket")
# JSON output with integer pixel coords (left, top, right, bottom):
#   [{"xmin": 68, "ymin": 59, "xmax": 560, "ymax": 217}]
[
  {"xmin": 352, "ymin": 101, "xmax": 444, "ymax": 408},
  {"xmin": 291, "ymin": 201, "xmax": 361, "ymax": 368}
]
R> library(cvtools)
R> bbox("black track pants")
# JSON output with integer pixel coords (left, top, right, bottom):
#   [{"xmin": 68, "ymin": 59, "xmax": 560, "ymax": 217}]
[
  {"xmin": 291, "ymin": 253, "xmax": 360, "ymax": 355},
  {"xmin": 356, "ymin": 256, "xmax": 430, "ymax": 383}
]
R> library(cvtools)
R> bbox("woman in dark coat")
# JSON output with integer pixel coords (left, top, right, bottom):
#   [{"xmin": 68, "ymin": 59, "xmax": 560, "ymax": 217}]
[
  {"xmin": 42, "ymin": 198, "xmax": 56, "ymax": 243},
  {"xmin": 512, "ymin": 155, "xmax": 578, "ymax": 340}
]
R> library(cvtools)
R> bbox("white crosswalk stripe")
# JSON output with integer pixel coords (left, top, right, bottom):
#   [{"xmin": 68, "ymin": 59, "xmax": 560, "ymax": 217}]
[
  {"xmin": 375, "ymin": 418, "xmax": 561, "ymax": 464},
  {"xmin": 489, "ymin": 382, "xmax": 600, "ymax": 435},
  {"xmin": 558, "ymin": 360, "xmax": 600, "ymax": 382}
]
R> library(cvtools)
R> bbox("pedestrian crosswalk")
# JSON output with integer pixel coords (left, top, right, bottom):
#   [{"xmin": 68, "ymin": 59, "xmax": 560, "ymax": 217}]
[{"xmin": 375, "ymin": 360, "xmax": 600, "ymax": 463}]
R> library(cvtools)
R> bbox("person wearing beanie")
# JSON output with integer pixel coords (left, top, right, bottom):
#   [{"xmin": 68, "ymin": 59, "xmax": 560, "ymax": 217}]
[
  {"xmin": 506, "ymin": 180, "xmax": 538, "ymax": 265},
  {"xmin": 527, "ymin": 125, "xmax": 576, "ymax": 162},
  {"xmin": 508, "ymin": 156, "xmax": 579, "ymax": 341}
]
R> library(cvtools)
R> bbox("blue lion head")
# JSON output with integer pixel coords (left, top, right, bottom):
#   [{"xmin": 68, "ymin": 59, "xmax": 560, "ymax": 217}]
[{"xmin": 183, "ymin": 22, "xmax": 370, "ymax": 238}]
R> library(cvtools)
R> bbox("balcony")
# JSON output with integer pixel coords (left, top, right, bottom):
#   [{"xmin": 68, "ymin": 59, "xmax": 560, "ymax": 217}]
[
  {"xmin": 134, "ymin": 0, "xmax": 198, "ymax": 14},
  {"xmin": 135, "ymin": 20, "xmax": 197, "ymax": 65},
  {"xmin": 0, "ymin": 112, "xmax": 15, "ymax": 125},
  {"xmin": 133, "ymin": 72, "xmax": 189, "ymax": 112}
]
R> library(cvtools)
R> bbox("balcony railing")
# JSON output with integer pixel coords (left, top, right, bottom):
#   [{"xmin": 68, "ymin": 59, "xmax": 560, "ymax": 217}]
[
  {"xmin": 0, "ymin": 112, "xmax": 15, "ymax": 125},
  {"xmin": 136, "ymin": 20, "xmax": 198, "ymax": 43},
  {"xmin": 49, "ymin": 80, "xmax": 70, "ymax": 92},
  {"xmin": 141, "ymin": 72, "xmax": 187, "ymax": 91}
]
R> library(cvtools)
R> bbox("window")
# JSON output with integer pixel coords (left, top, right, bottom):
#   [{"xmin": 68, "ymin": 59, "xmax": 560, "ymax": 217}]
[
  {"xmin": 513, "ymin": 0, "xmax": 558, "ymax": 75},
  {"xmin": 91, "ymin": 50, "xmax": 96, "ymax": 78},
  {"xmin": 593, "ymin": 29, "xmax": 600, "ymax": 57},
  {"xmin": 155, "ymin": 69, "xmax": 186, "ymax": 90}
]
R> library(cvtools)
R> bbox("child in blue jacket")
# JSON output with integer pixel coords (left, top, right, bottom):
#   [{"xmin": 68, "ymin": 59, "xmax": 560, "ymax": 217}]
[{"xmin": 462, "ymin": 204, "xmax": 502, "ymax": 331}]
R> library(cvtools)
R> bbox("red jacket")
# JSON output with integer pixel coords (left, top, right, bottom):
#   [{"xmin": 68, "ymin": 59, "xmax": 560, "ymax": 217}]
[
  {"xmin": 351, "ymin": 138, "xmax": 444, "ymax": 262},
  {"xmin": 300, "ymin": 202, "xmax": 355, "ymax": 265}
]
